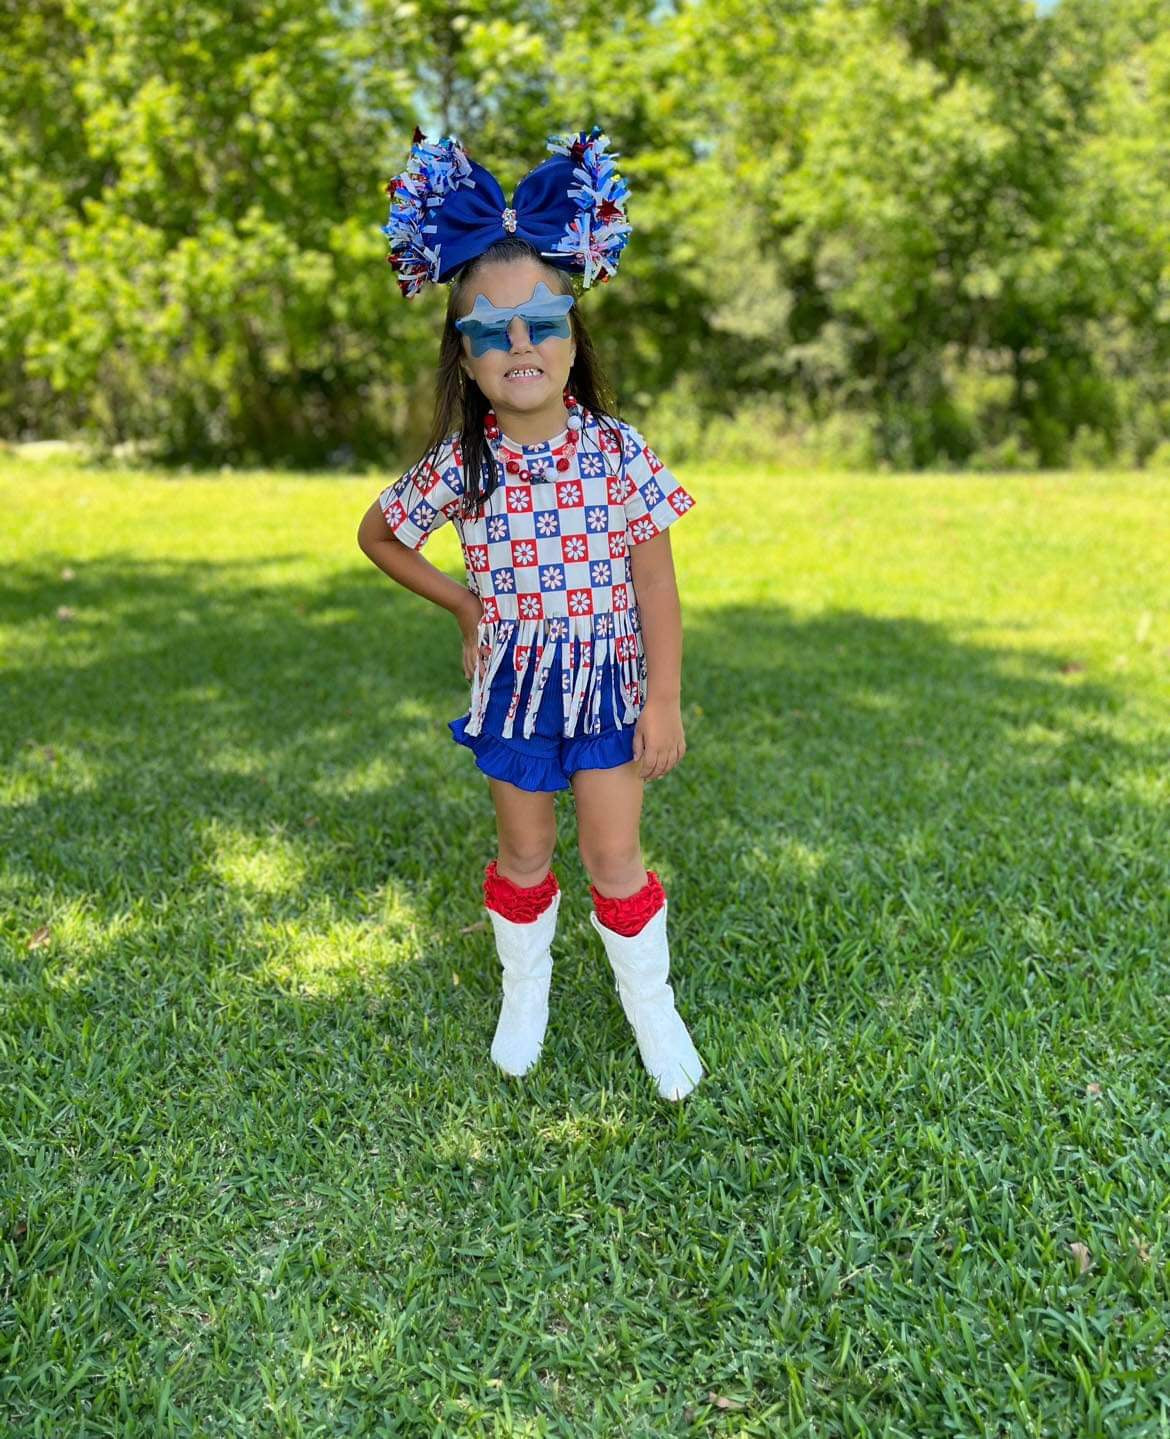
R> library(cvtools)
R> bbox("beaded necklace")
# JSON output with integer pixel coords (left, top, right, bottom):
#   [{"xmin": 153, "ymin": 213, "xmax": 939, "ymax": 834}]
[{"xmin": 484, "ymin": 389, "xmax": 587, "ymax": 483}]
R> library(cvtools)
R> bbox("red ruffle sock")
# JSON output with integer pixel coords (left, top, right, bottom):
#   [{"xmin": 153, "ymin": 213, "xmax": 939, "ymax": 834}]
[
  {"xmin": 484, "ymin": 858, "xmax": 560, "ymax": 922},
  {"xmin": 589, "ymin": 871, "xmax": 666, "ymax": 935}
]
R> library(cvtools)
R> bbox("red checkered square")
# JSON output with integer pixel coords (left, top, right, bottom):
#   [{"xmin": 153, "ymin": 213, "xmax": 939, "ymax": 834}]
[{"xmin": 414, "ymin": 462, "xmax": 442, "ymax": 496}]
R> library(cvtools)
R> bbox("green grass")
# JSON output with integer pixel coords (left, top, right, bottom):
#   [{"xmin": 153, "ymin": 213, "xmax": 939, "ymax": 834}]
[{"xmin": 2, "ymin": 455, "xmax": 1168, "ymax": 1437}]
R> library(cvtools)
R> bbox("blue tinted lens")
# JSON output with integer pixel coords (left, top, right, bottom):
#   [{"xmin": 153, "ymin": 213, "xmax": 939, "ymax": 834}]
[
  {"xmin": 459, "ymin": 312, "xmax": 571, "ymax": 357},
  {"xmin": 528, "ymin": 316, "xmax": 572, "ymax": 345},
  {"xmin": 461, "ymin": 324, "xmax": 512, "ymax": 356},
  {"xmin": 455, "ymin": 283, "xmax": 576, "ymax": 357}
]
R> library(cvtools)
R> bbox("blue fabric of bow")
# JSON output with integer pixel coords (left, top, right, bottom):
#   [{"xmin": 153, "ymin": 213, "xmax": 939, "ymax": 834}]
[{"xmin": 382, "ymin": 126, "xmax": 632, "ymax": 299}]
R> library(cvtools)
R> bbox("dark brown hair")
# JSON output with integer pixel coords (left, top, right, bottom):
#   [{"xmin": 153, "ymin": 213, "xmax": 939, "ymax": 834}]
[{"xmin": 414, "ymin": 237, "xmax": 624, "ymax": 521}]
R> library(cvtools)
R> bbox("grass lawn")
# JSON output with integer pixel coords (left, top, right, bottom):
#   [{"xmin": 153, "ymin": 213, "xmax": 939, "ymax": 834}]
[{"xmin": 2, "ymin": 455, "xmax": 1168, "ymax": 1437}]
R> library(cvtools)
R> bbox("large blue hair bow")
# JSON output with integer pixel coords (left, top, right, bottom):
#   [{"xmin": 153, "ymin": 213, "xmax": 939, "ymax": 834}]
[{"xmin": 382, "ymin": 125, "xmax": 632, "ymax": 299}]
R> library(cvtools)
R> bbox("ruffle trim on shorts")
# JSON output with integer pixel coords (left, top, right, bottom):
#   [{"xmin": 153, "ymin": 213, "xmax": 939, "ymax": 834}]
[
  {"xmin": 448, "ymin": 714, "xmax": 636, "ymax": 791},
  {"xmin": 560, "ymin": 725, "xmax": 635, "ymax": 777},
  {"xmin": 448, "ymin": 715, "xmax": 568, "ymax": 791}
]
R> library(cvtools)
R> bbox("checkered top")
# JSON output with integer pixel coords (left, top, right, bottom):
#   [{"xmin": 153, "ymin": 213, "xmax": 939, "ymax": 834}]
[
  {"xmin": 375, "ymin": 412, "xmax": 696, "ymax": 740},
  {"xmin": 377, "ymin": 412, "xmax": 695, "ymax": 624}
]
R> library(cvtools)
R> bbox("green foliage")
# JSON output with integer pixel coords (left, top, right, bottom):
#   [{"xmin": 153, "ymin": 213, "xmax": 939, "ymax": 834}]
[{"xmin": 4, "ymin": 0, "xmax": 1170, "ymax": 469}]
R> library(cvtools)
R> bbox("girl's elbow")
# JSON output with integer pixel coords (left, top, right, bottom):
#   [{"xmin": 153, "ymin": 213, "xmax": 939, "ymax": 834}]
[{"xmin": 357, "ymin": 509, "xmax": 391, "ymax": 555}]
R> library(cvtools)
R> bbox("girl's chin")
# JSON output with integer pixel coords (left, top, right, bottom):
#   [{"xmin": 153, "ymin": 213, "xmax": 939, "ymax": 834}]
[
  {"xmin": 493, "ymin": 385, "xmax": 561, "ymax": 409},
  {"xmin": 497, "ymin": 375, "xmax": 549, "ymax": 396}
]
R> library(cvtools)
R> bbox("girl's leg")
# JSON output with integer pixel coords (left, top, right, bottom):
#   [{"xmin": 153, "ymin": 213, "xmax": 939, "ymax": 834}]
[
  {"xmin": 488, "ymin": 776, "xmax": 557, "ymax": 883},
  {"xmin": 571, "ymin": 760, "xmax": 704, "ymax": 1101},
  {"xmin": 569, "ymin": 758, "xmax": 646, "ymax": 898},
  {"xmin": 482, "ymin": 776, "xmax": 561, "ymax": 1077}
]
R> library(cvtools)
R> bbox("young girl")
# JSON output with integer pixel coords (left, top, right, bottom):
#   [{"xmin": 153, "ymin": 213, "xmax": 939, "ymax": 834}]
[{"xmin": 357, "ymin": 127, "xmax": 704, "ymax": 1100}]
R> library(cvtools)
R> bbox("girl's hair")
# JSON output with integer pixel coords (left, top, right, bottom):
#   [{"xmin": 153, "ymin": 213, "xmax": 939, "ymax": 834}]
[{"xmin": 414, "ymin": 236, "xmax": 624, "ymax": 521}]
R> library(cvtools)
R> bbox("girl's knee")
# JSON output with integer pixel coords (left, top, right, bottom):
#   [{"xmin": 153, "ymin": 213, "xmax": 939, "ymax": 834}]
[
  {"xmin": 578, "ymin": 840, "xmax": 643, "ymax": 888},
  {"xmin": 497, "ymin": 829, "xmax": 557, "ymax": 881}
]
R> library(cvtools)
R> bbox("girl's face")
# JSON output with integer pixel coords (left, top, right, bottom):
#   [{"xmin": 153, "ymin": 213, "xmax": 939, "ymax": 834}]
[{"xmin": 456, "ymin": 259, "xmax": 577, "ymax": 436}]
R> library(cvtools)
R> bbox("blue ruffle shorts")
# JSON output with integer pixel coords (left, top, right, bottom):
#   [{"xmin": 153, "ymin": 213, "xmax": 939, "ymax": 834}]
[{"xmin": 449, "ymin": 645, "xmax": 636, "ymax": 793}]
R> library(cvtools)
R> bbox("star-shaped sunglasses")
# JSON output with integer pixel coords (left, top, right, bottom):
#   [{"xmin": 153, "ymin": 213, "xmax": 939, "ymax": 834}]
[{"xmin": 454, "ymin": 281, "xmax": 576, "ymax": 357}]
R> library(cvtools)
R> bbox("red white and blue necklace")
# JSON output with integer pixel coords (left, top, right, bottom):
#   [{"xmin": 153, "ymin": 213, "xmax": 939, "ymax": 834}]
[{"xmin": 483, "ymin": 390, "xmax": 587, "ymax": 483}]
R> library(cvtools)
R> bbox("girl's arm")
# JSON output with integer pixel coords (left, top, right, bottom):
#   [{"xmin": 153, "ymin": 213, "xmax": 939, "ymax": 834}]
[
  {"xmin": 629, "ymin": 530, "xmax": 682, "ymax": 705},
  {"xmin": 357, "ymin": 501, "xmax": 481, "ymax": 634}
]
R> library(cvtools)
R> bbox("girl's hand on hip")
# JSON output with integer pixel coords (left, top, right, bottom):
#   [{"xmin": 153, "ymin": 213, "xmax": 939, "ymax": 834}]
[
  {"xmin": 458, "ymin": 596, "xmax": 487, "ymax": 682},
  {"xmin": 632, "ymin": 698, "xmax": 686, "ymax": 781}
]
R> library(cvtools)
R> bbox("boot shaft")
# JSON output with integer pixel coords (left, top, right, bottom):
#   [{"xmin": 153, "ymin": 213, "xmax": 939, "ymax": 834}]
[{"xmin": 486, "ymin": 889, "xmax": 561, "ymax": 984}]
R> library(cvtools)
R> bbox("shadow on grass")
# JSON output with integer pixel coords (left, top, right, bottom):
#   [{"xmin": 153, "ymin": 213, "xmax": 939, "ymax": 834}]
[{"xmin": 4, "ymin": 549, "xmax": 1165, "ymax": 1017}]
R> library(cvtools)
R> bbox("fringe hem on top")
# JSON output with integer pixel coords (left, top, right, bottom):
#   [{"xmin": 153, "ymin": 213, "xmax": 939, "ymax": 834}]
[{"xmin": 463, "ymin": 606, "xmax": 646, "ymax": 740}]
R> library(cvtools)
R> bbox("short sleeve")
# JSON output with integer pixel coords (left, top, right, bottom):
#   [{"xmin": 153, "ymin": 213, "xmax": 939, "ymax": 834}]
[
  {"xmin": 376, "ymin": 439, "xmax": 465, "ymax": 550},
  {"xmin": 619, "ymin": 423, "xmax": 697, "ymax": 545}
]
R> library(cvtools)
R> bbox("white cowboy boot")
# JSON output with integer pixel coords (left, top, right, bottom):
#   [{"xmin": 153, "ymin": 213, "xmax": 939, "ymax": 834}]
[
  {"xmin": 589, "ymin": 899, "xmax": 704, "ymax": 1101},
  {"xmin": 485, "ymin": 888, "xmax": 562, "ymax": 1076}
]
